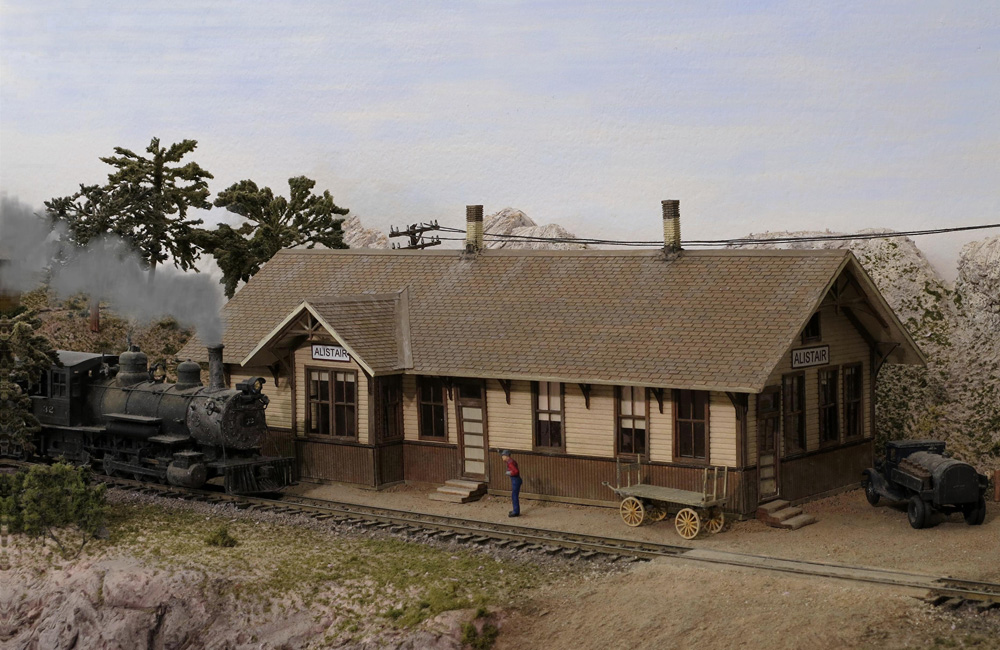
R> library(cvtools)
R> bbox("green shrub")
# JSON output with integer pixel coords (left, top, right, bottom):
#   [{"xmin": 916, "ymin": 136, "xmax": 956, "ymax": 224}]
[
  {"xmin": 6, "ymin": 461, "xmax": 107, "ymax": 558},
  {"xmin": 205, "ymin": 525, "xmax": 238, "ymax": 548}
]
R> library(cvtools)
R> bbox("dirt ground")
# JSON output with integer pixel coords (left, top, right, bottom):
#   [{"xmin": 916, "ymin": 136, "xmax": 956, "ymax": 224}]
[{"xmin": 291, "ymin": 482, "xmax": 1000, "ymax": 649}]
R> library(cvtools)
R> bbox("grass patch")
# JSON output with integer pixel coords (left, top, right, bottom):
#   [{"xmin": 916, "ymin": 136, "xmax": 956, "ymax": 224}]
[{"xmin": 95, "ymin": 502, "xmax": 547, "ymax": 633}]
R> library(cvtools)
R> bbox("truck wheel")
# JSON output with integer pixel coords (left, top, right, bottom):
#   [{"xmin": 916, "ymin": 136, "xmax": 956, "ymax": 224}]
[
  {"xmin": 863, "ymin": 478, "xmax": 880, "ymax": 506},
  {"xmin": 907, "ymin": 496, "xmax": 928, "ymax": 529},
  {"xmin": 963, "ymin": 496, "xmax": 986, "ymax": 526}
]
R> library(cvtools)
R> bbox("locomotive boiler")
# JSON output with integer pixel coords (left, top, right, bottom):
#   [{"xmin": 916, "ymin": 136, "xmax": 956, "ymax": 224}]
[
  {"xmin": 862, "ymin": 440, "xmax": 988, "ymax": 529},
  {"xmin": 24, "ymin": 345, "xmax": 293, "ymax": 494}
]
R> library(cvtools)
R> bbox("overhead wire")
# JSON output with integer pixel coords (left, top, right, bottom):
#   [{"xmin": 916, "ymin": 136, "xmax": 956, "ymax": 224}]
[{"xmin": 430, "ymin": 223, "xmax": 1000, "ymax": 248}]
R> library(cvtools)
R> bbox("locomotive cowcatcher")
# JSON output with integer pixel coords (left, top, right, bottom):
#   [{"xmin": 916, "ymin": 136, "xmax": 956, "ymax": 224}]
[
  {"xmin": 862, "ymin": 440, "xmax": 988, "ymax": 529},
  {"xmin": 23, "ymin": 345, "xmax": 294, "ymax": 494}
]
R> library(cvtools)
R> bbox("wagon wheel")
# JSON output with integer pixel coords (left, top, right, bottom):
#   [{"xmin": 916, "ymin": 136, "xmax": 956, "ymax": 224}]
[
  {"xmin": 706, "ymin": 508, "xmax": 725, "ymax": 534},
  {"xmin": 674, "ymin": 507, "xmax": 701, "ymax": 539},
  {"xmin": 648, "ymin": 504, "xmax": 669, "ymax": 522},
  {"xmin": 620, "ymin": 497, "xmax": 646, "ymax": 527}
]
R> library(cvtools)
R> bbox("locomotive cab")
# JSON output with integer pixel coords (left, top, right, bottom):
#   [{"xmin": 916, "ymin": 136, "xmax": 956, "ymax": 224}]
[{"xmin": 31, "ymin": 351, "xmax": 117, "ymax": 427}]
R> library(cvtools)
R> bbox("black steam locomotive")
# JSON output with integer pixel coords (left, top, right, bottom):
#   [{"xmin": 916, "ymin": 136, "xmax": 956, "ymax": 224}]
[
  {"xmin": 18, "ymin": 345, "xmax": 293, "ymax": 494},
  {"xmin": 862, "ymin": 440, "xmax": 988, "ymax": 529}
]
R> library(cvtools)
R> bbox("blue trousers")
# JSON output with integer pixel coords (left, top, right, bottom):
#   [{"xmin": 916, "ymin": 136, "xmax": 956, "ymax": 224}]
[{"xmin": 510, "ymin": 476, "xmax": 522, "ymax": 515}]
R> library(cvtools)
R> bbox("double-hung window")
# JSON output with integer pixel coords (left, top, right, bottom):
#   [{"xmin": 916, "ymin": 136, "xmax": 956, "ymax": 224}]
[
  {"xmin": 617, "ymin": 386, "xmax": 647, "ymax": 456},
  {"xmin": 675, "ymin": 390, "xmax": 708, "ymax": 461},
  {"xmin": 534, "ymin": 381, "xmax": 563, "ymax": 450},
  {"xmin": 418, "ymin": 377, "xmax": 447, "ymax": 439},
  {"xmin": 819, "ymin": 368, "xmax": 839, "ymax": 444},
  {"xmin": 306, "ymin": 369, "xmax": 357, "ymax": 438},
  {"xmin": 782, "ymin": 372, "xmax": 806, "ymax": 453},
  {"xmin": 843, "ymin": 364, "xmax": 863, "ymax": 439}
]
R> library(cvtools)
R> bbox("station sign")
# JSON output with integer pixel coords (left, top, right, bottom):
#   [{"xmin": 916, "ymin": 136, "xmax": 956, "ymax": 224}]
[
  {"xmin": 791, "ymin": 345, "xmax": 830, "ymax": 369},
  {"xmin": 311, "ymin": 344, "xmax": 351, "ymax": 363}
]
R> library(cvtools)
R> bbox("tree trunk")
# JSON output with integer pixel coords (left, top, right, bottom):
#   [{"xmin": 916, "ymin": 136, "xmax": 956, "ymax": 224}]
[{"xmin": 89, "ymin": 297, "xmax": 100, "ymax": 332}]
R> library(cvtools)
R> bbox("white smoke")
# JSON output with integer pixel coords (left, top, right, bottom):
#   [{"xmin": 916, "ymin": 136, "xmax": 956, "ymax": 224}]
[{"xmin": 1, "ymin": 195, "xmax": 224, "ymax": 345}]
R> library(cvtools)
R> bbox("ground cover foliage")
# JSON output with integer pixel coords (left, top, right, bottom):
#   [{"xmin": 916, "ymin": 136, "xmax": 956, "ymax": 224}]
[{"xmin": 97, "ymin": 500, "xmax": 547, "ymax": 644}]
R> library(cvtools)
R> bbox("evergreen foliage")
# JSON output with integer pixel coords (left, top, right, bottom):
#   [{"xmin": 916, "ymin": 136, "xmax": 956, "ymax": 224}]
[
  {"xmin": 196, "ymin": 176, "xmax": 349, "ymax": 297},
  {"xmin": 0, "ymin": 308, "xmax": 59, "ymax": 454},
  {"xmin": 99, "ymin": 137, "xmax": 214, "ymax": 277},
  {"xmin": 2, "ymin": 462, "xmax": 107, "ymax": 558}
]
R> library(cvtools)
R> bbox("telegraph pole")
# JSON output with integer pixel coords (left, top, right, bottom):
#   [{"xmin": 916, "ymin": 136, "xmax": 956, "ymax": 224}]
[{"xmin": 388, "ymin": 221, "xmax": 442, "ymax": 250}]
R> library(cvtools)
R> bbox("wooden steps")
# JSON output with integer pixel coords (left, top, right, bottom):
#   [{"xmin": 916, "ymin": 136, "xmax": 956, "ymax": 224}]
[
  {"xmin": 429, "ymin": 479, "xmax": 487, "ymax": 504},
  {"xmin": 756, "ymin": 499, "xmax": 817, "ymax": 530}
]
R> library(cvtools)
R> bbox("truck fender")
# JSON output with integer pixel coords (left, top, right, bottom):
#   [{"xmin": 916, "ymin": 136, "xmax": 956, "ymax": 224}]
[{"xmin": 863, "ymin": 468, "xmax": 906, "ymax": 501}]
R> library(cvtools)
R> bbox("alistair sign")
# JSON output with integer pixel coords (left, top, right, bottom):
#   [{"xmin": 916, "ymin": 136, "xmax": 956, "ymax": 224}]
[
  {"xmin": 791, "ymin": 345, "xmax": 830, "ymax": 369},
  {"xmin": 311, "ymin": 344, "xmax": 351, "ymax": 363}
]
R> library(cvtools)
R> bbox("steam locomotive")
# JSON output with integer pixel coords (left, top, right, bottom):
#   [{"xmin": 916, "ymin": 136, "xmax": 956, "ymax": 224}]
[
  {"xmin": 863, "ymin": 440, "xmax": 989, "ymax": 529},
  {"xmin": 16, "ymin": 345, "xmax": 294, "ymax": 494}
]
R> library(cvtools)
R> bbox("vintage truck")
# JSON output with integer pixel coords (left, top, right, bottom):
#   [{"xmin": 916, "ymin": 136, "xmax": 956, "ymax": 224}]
[{"xmin": 862, "ymin": 440, "xmax": 988, "ymax": 529}]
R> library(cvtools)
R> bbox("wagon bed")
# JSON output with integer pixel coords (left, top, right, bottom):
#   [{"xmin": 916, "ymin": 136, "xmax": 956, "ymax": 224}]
[{"xmin": 603, "ymin": 459, "xmax": 729, "ymax": 539}]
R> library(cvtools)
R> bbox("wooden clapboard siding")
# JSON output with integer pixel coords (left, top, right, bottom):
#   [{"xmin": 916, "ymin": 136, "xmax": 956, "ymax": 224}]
[
  {"xmin": 401, "ymin": 374, "xmax": 455, "ymax": 444},
  {"xmin": 708, "ymin": 392, "xmax": 738, "ymax": 467},
  {"xmin": 747, "ymin": 392, "xmax": 758, "ymax": 465},
  {"xmin": 402, "ymin": 374, "xmax": 419, "ymax": 441},
  {"xmin": 231, "ymin": 366, "xmax": 293, "ymax": 429},
  {"xmin": 648, "ymin": 390, "xmax": 673, "ymax": 463},
  {"xmin": 263, "ymin": 426, "xmax": 296, "ymax": 460},
  {"xmin": 294, "ymin": 345, "xmax": 370, "ymax": 444},
  {"xmin": 565, "ymin": 383, "xmax": 615, "ymax": 457},
  {"xmin": 484, "ymin": 379, "xmax": 532, "ymax": 451},
  {"xmin": 404, "ymin": 441, "xmax": 459, "ymax": 483},
  {"xmin": 780, "ymin": 439, "xmax": 873, "ymax": 502},
  {"xmin": 485, "ymin": 450, "xmax": 755, "ymax": 515},
  {"xmin": 376, "ymin": 440, "xmax": 405, "ymax": 485},
  {"xmin": 295, "ymin": 439, "xmax": 375, "ymax": 485},
  {"xmin": 766, "ymin": 304, "xmax": 872, "ymax": 455}
]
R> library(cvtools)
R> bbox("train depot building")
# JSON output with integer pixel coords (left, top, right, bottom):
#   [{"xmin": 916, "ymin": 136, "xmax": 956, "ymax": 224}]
[{"xmin": 180, "ymin": 203, "xmax": 923, "ymax": 516}]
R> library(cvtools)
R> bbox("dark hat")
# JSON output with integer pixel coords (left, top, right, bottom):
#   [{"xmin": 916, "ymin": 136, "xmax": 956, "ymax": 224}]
[{"xmin": 499, "ymin": 449, "xmax": 511, "ymax": 457}]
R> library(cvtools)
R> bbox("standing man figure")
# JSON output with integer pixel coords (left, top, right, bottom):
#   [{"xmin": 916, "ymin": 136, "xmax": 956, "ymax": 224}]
[{"xmin": 501, "ymin": 450, "xmax": 521, "ymax": 517}]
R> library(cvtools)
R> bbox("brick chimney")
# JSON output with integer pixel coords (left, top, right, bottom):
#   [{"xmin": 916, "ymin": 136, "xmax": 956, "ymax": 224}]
[
  {"xmin": 465, "ymin": 205, "xmax": 484, "ymax": 253},
  {"xmin": 662, "ymin": 200, "xmax": 681, "ymax": 251}
]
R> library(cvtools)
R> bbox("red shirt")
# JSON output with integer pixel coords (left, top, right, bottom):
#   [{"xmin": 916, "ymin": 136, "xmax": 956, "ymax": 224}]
[{"xmin": 505, "ymin": 458, "xmax": 520, "ymax": 477}]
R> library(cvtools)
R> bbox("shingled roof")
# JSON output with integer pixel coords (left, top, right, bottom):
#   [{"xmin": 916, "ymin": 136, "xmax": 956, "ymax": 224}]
[{"xmin": 179, "ymin": 247, "xmax": 921, "ymax": 393}]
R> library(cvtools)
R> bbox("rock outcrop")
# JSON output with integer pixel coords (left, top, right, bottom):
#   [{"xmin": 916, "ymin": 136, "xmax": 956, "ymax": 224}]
[
  {"xmin": 484, "ymin": 208, "xmax": 588, "ymax": 250},
  {"xmin": 342, "ymin": 215, "xmax": 390, "ymax": 249}
]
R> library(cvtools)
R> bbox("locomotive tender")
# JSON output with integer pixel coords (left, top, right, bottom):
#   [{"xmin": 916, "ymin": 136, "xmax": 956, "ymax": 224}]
[
  {"xmin": 862, "ymin": 440, "xmax": 988, "ymax": 529},
  {"xmin": 21, "ymin": 345, "xmax": 293, "ymax": 494}
]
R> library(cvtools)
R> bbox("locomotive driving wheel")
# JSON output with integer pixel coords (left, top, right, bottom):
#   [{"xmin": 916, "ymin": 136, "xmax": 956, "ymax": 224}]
[
  {"xmin": 674, "ymin": 507, "xmax": 701, "ymax": 539},
  {"xmin": 620, "ymin": 497, "xmax": 645, "ymax": 527}
]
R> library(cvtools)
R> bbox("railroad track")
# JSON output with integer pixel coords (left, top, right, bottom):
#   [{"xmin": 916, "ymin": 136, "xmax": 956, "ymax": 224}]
[{"xmin": 6, "ymin": 461, "xmax": 999, "ymax": 608}]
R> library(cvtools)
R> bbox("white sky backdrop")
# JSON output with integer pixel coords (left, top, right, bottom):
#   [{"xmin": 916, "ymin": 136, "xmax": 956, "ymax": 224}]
[{"xmin": 2, "ymin": 1, "xmax": 998, "ymax": 279}]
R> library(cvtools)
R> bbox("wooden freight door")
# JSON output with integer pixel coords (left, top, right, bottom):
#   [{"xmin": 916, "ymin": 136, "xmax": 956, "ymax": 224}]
[
  {"xmin": 757, "ymin": 387, "xmax": 780, "ymax": 500},
  {"xmin": 456, "ymin": 381, "xmax": 488, "ymax": 480}
]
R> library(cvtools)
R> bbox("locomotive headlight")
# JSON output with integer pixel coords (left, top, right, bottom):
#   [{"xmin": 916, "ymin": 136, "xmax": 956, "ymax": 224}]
[{"xmin": 236, "ymin": 376, "xmax": 266, "ymax": 395}]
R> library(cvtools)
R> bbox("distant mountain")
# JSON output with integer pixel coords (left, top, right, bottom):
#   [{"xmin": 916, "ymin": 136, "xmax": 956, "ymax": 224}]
[{"xmin": 483, "ymin": 208, "xmax": 588, "ymax": 250}]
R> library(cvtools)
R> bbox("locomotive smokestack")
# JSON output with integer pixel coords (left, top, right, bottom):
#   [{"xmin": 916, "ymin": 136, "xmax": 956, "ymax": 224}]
[{"xmin": 207, "ymin": 345, "xmax": 226, "ymax": 391}]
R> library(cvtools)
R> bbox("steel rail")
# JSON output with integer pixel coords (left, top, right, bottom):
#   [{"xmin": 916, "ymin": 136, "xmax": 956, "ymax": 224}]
[{"xmin": 5, "ymin": 461, "xmax": 996, "ymax": 606}]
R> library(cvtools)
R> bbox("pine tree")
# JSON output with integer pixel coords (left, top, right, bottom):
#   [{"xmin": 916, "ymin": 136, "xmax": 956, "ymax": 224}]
[
  {"xmin": 196, "ymin": 176, "xmax": 349, "ymax": 298},
  {"xmin": 98, "ymin": 137, "xmax": 214, "ymax": 280},
  {"xmin": 0, "ymin": 308, "xmax": 59, "ymax": 456}
]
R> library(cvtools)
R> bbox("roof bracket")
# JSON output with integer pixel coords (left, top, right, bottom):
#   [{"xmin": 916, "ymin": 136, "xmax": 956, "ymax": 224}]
[
  {"xmin": 578, "ymin": 383, "xmax": 592, "ymax": 409},
  {"xmin": 498, "ymin": 379, "xmax": 512, "ymax": 405},
  {"xmin": 651, "ymin": 387, "xmax": 665, "ymax": 414}
]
